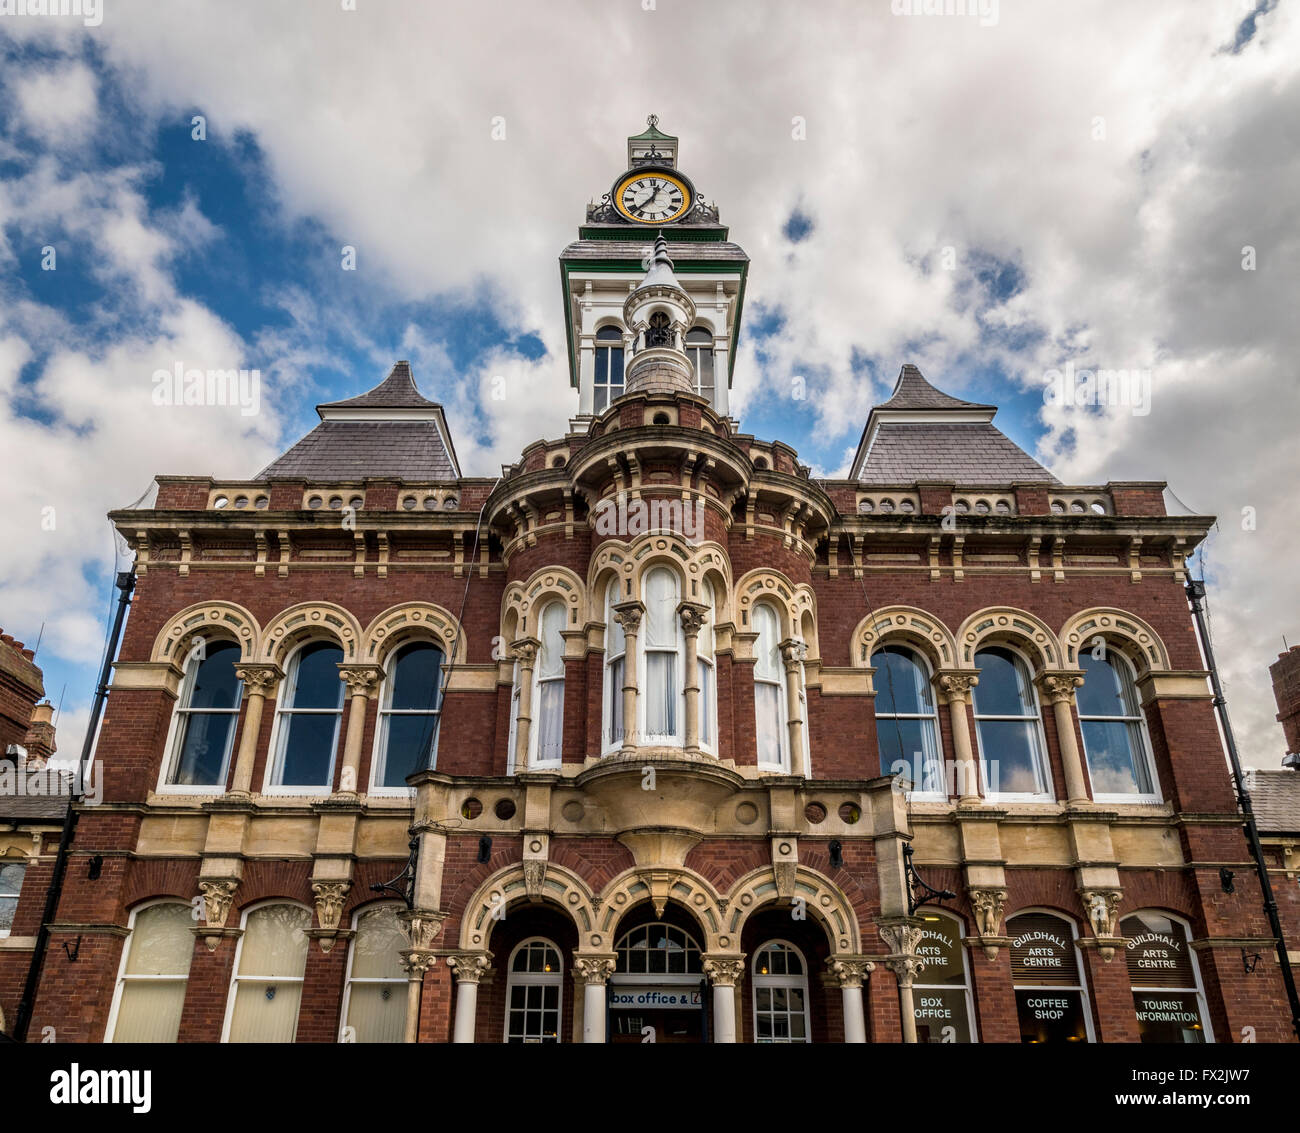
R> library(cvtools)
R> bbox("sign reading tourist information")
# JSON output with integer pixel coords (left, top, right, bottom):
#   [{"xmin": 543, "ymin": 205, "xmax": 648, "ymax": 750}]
[
  {"xmin": 1121, "ymin": 913, "xmax": 1206, "ymax": 1043},
  {"xmin": 1009, "ymin": 914, "xmax": 1089, "ymax": 1043},
  {"xmin": 609, "ymin": 986, "xmax": 703, "ymax": 1008}
]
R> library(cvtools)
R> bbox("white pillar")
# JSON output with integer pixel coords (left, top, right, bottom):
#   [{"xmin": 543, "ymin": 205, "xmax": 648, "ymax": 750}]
[
  {"xmin": 842, "ymin": 985, "xmax": 867, "ymax": 1044},
  {"xmin": 712, "ymin": 984, "xmax": 736, "ymax": 1043},
  {"xmin": 583, "ymin": 983, "xmax": 606, "ymax": 1043},
  {"xmin": 452, "ymin": 980, "xmax": 478, "ymax": 1044}
]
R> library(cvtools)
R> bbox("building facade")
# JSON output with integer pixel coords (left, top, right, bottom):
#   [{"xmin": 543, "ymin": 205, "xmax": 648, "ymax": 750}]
[{"xmin": 5, "ymin": 122, "xmax": 1295, "ymax": 1044}]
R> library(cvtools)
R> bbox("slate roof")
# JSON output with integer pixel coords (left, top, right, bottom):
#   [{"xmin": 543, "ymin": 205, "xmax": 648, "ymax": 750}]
[
  {"xmin": 1251, "ymin": 769, "xmax": 1300, "ymax": 834},
  {"xmin": 851, "ymin": 364, "xmax": 1057, "ymax": 485},
  {"xmin": 561, "ymin": 238, "xmax": 748, "ymax": 264},
  {"xmin": 258, "ymin": 361, "xmax": 460, "ymax": 482},
  {"xmin": 0, "ymin": 789, "xmax": 70, "ymax": 822}
]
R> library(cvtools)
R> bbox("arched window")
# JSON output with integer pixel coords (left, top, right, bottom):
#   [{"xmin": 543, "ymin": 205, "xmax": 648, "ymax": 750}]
[
  {"xmin": 593, "ymin": 326, "xmax": 625, "ymax": 412},
  {"xmin": 532, "ymin": 602, "xmax": 566, "ymax": 767},
  {"xmin": 165, "ymin": 639, "xmax": 243, "ymax": 789},
  {"xmin": 224, "ymin": 903, "xmax": 311, "ymax": 1042},
  {"xmin": 269, "ymin": 641, "xmax": 345, "ymax": 792},
  {"xmin": 1077, "ymin": 651, "xmax": 1158, "ymax": 802},
  {"xmin": 698, "ymin": 580, "xmax": 716, "ymax": 752},
  {"xmin": 504, "ymin": 938, "xmax": 563, "ymax": 1043},
  {"xmin": 615, "ymin": 922, "xmax": 703, "ymax": 975},
  {"xmin": 1123, "ymin": 911, "xmax": 1212, "ymax": 1042},
  {"xmin": 753, "ymin": 602, "xmax": 788, "ymax": 769},
  {"xmin": 912, "ymin": 912, "xmax": 976, "ymax": 1042},
  {"xmin": 341, "ymin": 904, "xmax": 408, "ymax": 1043},
  {"xmin": 685, "ymin": 327, "xmax": 714, "ymax": 405},
  {"xmin": 0, "ymin": 860, "xmax": 26, "ymax": 937},
  {"xmin": 1008, "ymin": 911, "xmax": 1093, "ymax": 1043},
  {"xmin": 973, "ymin": 646, "xmax": 1050, "ymax": 799},
  {"xmin": 642, "ymin": 567, "xmax": 683, "ymax": 743},
  {"xmin": 752, "ymin": 941, "xmax": 811, "ymax": 1043},
  {"xmin": 108, "ymin": 902, "xmax": 194, "ymax": 1042},
  {"xmin": 872, "ymin": 644, "xmax": 943, "ymax": 795},
  {"xmin": 374, "ymin": 641, "xmax": 444, "ymax": 790},
  {"xmin": 604, "ymin": 580, "xmax": 625, "ymax": 752}
]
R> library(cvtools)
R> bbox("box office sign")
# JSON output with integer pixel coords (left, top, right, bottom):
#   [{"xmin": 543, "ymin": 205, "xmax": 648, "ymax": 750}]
[
  {"xmin": 1009, "ymin": 914, "xmax": 1080, "ymax": 986},
  {"xmin": 609, "ymin": 986, "xmax": 704, "ymax": 1009}
]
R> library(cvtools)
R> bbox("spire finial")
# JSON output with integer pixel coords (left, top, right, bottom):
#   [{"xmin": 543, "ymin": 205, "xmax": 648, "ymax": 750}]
[{"xmin": 647, "ymin": 113, "xmax": 659, "ymax": 129}]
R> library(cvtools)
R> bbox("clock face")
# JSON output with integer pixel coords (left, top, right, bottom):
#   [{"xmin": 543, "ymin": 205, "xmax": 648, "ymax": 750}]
[{"xmin": 613, "ymin": 171, "xmax": 692, "ymax": 225}]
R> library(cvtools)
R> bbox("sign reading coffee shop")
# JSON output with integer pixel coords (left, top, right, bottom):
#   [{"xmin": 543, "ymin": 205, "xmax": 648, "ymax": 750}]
[{"xmin": 1008, "ymin": 913, "xmax": 1090, "ymax": 1043}]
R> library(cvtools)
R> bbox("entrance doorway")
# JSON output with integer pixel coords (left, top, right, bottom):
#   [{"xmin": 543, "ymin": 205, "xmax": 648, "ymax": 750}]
[{"xmin": 609, "ymin": 913, "xmax": 710, "ymax": 1044}]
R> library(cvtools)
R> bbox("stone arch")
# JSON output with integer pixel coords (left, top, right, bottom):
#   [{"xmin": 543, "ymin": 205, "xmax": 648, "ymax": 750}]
[
  {"xmin": 588, "ymin": 535, "xmax": 733, "ymax": 616},
  {"xmin": 852, "ymin": 605, "xmax": 956, "ymax": 673},
  {"xmin": 360, "ymin": 601, "xmax": 466, "ymax": 668},
  {"xmin": 724, "ymin": 864, "xmax": 861, "ymax": 957},
  {"xmin": 151, "ymin": 600, "xmax": 260, "ymax": 665},
  {"xmin": 733, "ymin": 568, "xmax": 817, "ymax": 659},
  {"xmin": 458, "ymin": 861, "xmax": 599, "ymax": 952},
  {"xmin": 259, "ymin": 602, "xmax": 362, "ymax": 666},
  {"xmin": 955, "ymin": 606, "xmax": 1062, "ymax": 671},
  {"xmin": 1059, "ymin": 607, "xmax": 1171, "ymax": 675},
  {"xmin": 502, "ymin": 565, "xmax": 588, "ymax": 642},
  {"xmin": 597, "ymin": 868, "xmax": 727, "ymax": 952}
]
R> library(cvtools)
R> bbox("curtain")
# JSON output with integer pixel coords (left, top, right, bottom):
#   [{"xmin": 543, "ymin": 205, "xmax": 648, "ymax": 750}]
[
  {"xmin": 534, "ymin": 603, "xmax": 566, "ymax": 765},
  {"xmin": 111, "ymin": 903, "xmax": 194, "ymax": 1042},
  {"xmin": 227, "ymin": 905, "xmax": 310, "ymax": 1042},
  {"xmin": 345, "ymin": 906, "xmax": 407, "ymax": 1043}
]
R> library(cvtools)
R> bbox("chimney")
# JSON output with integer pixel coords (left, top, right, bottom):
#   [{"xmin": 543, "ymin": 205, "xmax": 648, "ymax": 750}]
[
  {"xmin": 1269, "ymin": 645, "xmax": 1300, "ymax": 758},
  {"xmin": 22, "ymin": 701, "xmax": 57, "ymax": 767}
]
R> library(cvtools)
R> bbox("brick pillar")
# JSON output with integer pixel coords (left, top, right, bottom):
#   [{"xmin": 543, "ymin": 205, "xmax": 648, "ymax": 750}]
[
  {"xmin": 1082, "ymin": 945, "xmax": 1140, "ymax": 1042},
  {"xmin": 968, "ymin": 944, "xmax": 1020, "ymax": 1042},
  {"xmin": 176, "ymin": 934, "xmax": 239, "ymax": 1042},
  {"xmin": 416, "ymin": 956, "xmax": 456, "ymax": 1042},
  {"xmin": 296, "ymin": 939, "xmax": 349, "ymax": 1042},
  {"xmin": 866, "ymin": 964, "xmax": 902, "ymax": 1041}
]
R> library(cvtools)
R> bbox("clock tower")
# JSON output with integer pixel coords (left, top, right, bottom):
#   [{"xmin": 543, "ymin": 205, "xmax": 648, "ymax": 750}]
[{"xmin": 560, "ymin": 117, "xmax": 749, "ymax": 426}]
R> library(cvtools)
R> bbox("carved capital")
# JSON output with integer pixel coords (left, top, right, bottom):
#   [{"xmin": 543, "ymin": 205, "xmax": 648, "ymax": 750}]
[
  {"xmin": 398, "ymin": 908, "xmax": 449, "ymax": 951},
  {"xmin": 612, "ymin": 599, "xmax": 645, "ymax": 634},
  {"xmin": 400, "ymin": 949, "xmax": 440, "ymax": 978},
  {"xmin": 968, "ymin": 887, "xmax": 1008, "ymax": 937},
  {"xmin": 878, "ymin": 920, "xmax": 926, "ymax": 962},
  {"xmin": 233, "ymin": 663, "xmax": 283, "ymax": 697},
  {"xmin": 311, "ymin": 879, "xmax": 351, "ymax": 935},
  {"xmin": 884, "ymin": 954, "xmax": 926, "ymax": 984},
  {"xmin": 826, "ymin": 956, "xmax": 875, "ymax": 989},
  {"xmin": 572, "ymin": 954, "xmax": 617, "ymax": 986},
  {"xmin": 702, "ymin": 955, "xmax": 746, "ymax": 986},
  {"xmin": 1036, "ymin": 670, "xmax": 1086, "ymax": 704},
  {"xmin": 677, "ymin": 601, "xmax": 709, "ymax": 637},
  {"xmin": 933, "ymin": 670, "xmax": 978, "ymax": 704},
  {"xmin": 446, "ymin": 950, "xmax": 494, "ymax": 984},
  {"xmin": 1080, "ymin": 888, "xmax": 1123, "ymax": 940},
  {"xmin": 338, "ymin": 664, "xmax": 384, "ymax": 698},
  {"xmin": 779, "ymin": 637, "xmax": 808, "ymax": 667}
]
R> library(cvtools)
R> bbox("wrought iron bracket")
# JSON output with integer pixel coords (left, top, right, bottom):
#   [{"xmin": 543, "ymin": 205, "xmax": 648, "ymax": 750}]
[{"xmin": 903, "ymin": 842, "xmax": 956, "ymax": 916}]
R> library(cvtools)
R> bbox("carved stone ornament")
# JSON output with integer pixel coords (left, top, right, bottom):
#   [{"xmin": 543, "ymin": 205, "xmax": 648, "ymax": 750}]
[
  {"xmin": 398, "ymin": 908, "xmax": 448, "ymax": 952},
  {"xmin": 969, "ymin": 887, "xmax": 1008, "ymax": 937},
  {"xmin": 878, "ymin": 920, "xmax": 926, "ymax": 959},
  {"xmin": 510, "ymin": 638, "xmax": 539, "ymax": 667},
  {"xmin": 934, "ymin": 671, "xmax": 978, "ymax": 703},
  {"xmin": 1037, "ymin": 672, "xmax": 1085, "ymax": 704},
  {"xmin": 446, "ymin": 951, "xmax": 493, "ymax": 984},
  {"xmin": 523, "ymin": 860, "xmax": 546, "ymax": 902},
  {"xmin": 572, "ymin": 955, "xmax": 617, "ymax": 986},
  {"xmin": 1081, "ymin": 889, "xmax": 1124, "ymax": 959},
  {"xmin": 677, "ymin": 601, "xmax": 709, "ymax": 637},
  {"xmin": 311, "ymin": 880, "xmax": 351, "ymax": 950},
  {"xmin": 197, "ymin": 878, "xmax": 239, "ymax": 951},
  {"xmin": 233, "ymin": 663, "xmax": 282, "ymax": 697},
  {"xmin": 612, "ymin": 600, "xmax": 645, "ymax": 634},
  {"xmin": 338, "ymin": 664, "xmax": 384, "ymax": 698},
  {"xmin": 400, "ymin": 949, "xmax": 439, "ymax": 978},
  {"xmin": 826, "ymin": 957, "xmax": 875, "ymax": 989},
  {"xmin": 780, "ymin": 638, "xmax": 809, "ymax": 667},
  {"xmin": 702, "ymin": 956, "xmax": 746, "ymax": 986},
  {"xmin": 773, "ymin": 861, "xmax": 798, "ymax": 901}
]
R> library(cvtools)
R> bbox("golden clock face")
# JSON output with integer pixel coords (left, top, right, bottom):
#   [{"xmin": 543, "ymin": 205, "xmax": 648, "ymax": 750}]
[{"xmin": 613, "ymin": 171, "xmax": 691, "ymax": 225}]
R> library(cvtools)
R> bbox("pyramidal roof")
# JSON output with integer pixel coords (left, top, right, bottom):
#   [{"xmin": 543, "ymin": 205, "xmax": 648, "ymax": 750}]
[
  {"xmin": 258, "ymin": 361, "xmax": 461, "ymax": 481},
  {"xmin": 849, "ymin": 364, "xmax": 1056, "ymax": 485}
]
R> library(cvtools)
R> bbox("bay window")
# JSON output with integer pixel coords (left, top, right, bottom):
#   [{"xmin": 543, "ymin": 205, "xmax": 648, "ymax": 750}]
[
  {"xmin": 753, "ymin": 602, "xmax": 787, "ymax": 769},
  {"xmin": 604, "ymin": 580, "xmax": 625, "ymax": 752},
  {"xmin": 642, "ymin": 567, "xmax": 682, "ymax": 743},
  {"xmin": 532, "ymin": 602, "xmax": 566, "ymax": 767},
  {"xmin": 698, "ymin": 579, "xmax": 716, "ymax": 751}
]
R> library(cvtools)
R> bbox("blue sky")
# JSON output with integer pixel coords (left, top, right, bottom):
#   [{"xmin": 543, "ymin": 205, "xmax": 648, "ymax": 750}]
[{"xmin": 0, "ymin": 0, "xmax": 1295, "ymax": 762}]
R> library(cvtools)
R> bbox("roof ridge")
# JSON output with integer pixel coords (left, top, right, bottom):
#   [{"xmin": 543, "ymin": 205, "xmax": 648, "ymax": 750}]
[
  {"xmin": 318, "ymin": 360, "xmax": 441, "ymax": 412},
  {"xmin": 877, "ymin": 364, "xmax": 996, "ymax": 412}
]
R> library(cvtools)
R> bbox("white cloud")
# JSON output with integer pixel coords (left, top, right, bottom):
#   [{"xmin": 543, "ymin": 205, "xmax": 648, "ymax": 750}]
[{"xmin": 10, "ymin": 59, "xmax": 97, "ymax": 146}]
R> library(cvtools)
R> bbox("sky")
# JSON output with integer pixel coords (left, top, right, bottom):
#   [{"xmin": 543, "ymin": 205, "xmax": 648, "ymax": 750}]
[{"xmin": 0, "ymin": 0, "xmax": 1296, "ymax": 768}]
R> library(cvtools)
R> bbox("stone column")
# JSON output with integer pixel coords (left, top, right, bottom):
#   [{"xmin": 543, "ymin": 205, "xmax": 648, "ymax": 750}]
[
  {"xmin": 229, "ymin": 664, "xmax": 282, "ymax": 795},
  {"xmin": 397, "ymin": 909, "xmax": 448, "ymax": 1044},
  {"xmin": 336, "ymin": 664, "xmax": 383, "ymax": 795},
  {"xmin": 879, "ymin": 921, "xmax": 927, "ymax": 1044},
  {"xmin": 1037, "ymin": 671, "xmax": 1089, "ymax": 804},
  {"xmin": 578, "ymin": 332, "xmax": 596, "ymax": 416},
  {"xmin": 703, "ymin": 955, "xmax": 745, "ymax": 1043},
  {"xmin": 509, "ymin": 638, "xmax": 539, "ymax": 773},
  {"xmin": 612, "ymin": 601, "xmax": 644, "ymax": 754},
  {"xmin": 934, "ymin": 671, "xmax": 980, "ymax": 804},
  {"xmin": 828, "ymin": 957, "xmax": 875, "ymax": 1043},
  {"xmin": 573, "ymin": 954, "xmax": 616, "ymax": 1043},
  {"xmin": 447, "ymin": 951, "xmax": 493, "ymax": 1043},
  {"xmin": 713, "ymin": 338, "xmax": 730, "ymax": 417},
  {"xmin": 678, "ymin": 602, "xmax": 708, "ymax": 754},
  {"xmin": 780, "ymin": 639, "xmax": 808, "ymax": 777}
]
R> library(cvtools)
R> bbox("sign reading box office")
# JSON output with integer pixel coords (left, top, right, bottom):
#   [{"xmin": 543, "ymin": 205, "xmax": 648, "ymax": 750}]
[
  {"xmin": 912, "ymin": 918, "xmax": 974, "ymax": 1042},
  {"xmin": 609, "ymin": 986, "xmax": 704, "ymax": 1009},
  {"xmin": 1009, "ymin": 913, "xmax": 1090, "ymax": 1043}
]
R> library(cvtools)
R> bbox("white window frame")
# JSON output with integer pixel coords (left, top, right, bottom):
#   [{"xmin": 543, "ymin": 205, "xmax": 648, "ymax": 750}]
[
  {"xmin": 685, "ymin": 326, "xmax": 714, "ymax": 405},
  {"xmin": 1122, "ymin": 910, "xmax": 1214, "ymax": 1043},
  {"xmin": 503, "ymin": 937, "xmax": 564, "ymax": 1043},
  {"xmin": 0, "ymin": 858, "xmax": 27, "ymax": 939},
  {"xmin": 507, "ymin": 656, "xmax": 522, "ymax": 773},
  {"xmin": 338, "ymin": 902, "xmax": 408, "ymax": 1043},
  {"xmin": 530, "ymin": 601, "xmax": 565, "ymax": 769},
  {"xmin": 157, "ymin": 637, "xmax": 243, "ymax": 796},
  {"xmin": 697, "ymin": 580, "xmax": 717, "ymax": 755},
  {"xmin": 751, "ymin": 939, "xmax": 811, "ymax": 1043},
  {"xmin": 639, "ymin": 567, "xmax": 685, "ymax": 747},
  {"xmin": 603, "ymin": 579, "xmax": 626, "ymax": 754},
  {"xmin": 264, "ymin": 640, "xmax": 345, "ymax": 796},
  {"xmin": 753, "ymin": 600, "xmax": 789, "ymax": 771},
  {"xmin": 221, "ymin": 900, "xmax": 312, "ymax": 1043},
  {"xmin": 1078, "ymin": 650, "xmax": 1162, "ymax": 805},
  {"xmin": 369, "ymin": 640, "xmax": 445, "ymax": 796},
  {"xmin": 912, "ymin": 910, "xmax": 979, "ymax": 1042},
  {"xmin": 105, "ymin": 899, "xmax": 194, "ymax": 1043},
  {"xmin": 1008, "ymin": 908, "xmax": 1096, "ymax": 1044},
  {"xmin": 972, "ymin": 644, "xmax": 1054, "ymax": 803},
  {"xmin": 593, "ymin": 325, "xmax": 625, "ymax": 413},
  {"xmin": 872, "ymin": 643, "xmax": 946, "ymax": 801}
]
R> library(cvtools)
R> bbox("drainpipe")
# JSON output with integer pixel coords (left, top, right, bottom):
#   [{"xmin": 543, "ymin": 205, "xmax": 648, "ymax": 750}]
[
  {"xmin": 1186, "ymin": 578, "xmax": 1300, "ymax": 1041},
  {"xmin": 11, "ymin": 570, "xmax": 135, "ymax": 1042}
]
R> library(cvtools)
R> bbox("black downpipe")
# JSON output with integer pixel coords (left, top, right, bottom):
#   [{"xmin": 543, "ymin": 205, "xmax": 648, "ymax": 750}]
[
  {"xmin": 11, "ymin": 570, "xmax": 135, "ymax": 1042},
  {"xmin": 1186, "ymin": 578, "xmax": 1300, "ymax": 1041}
]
